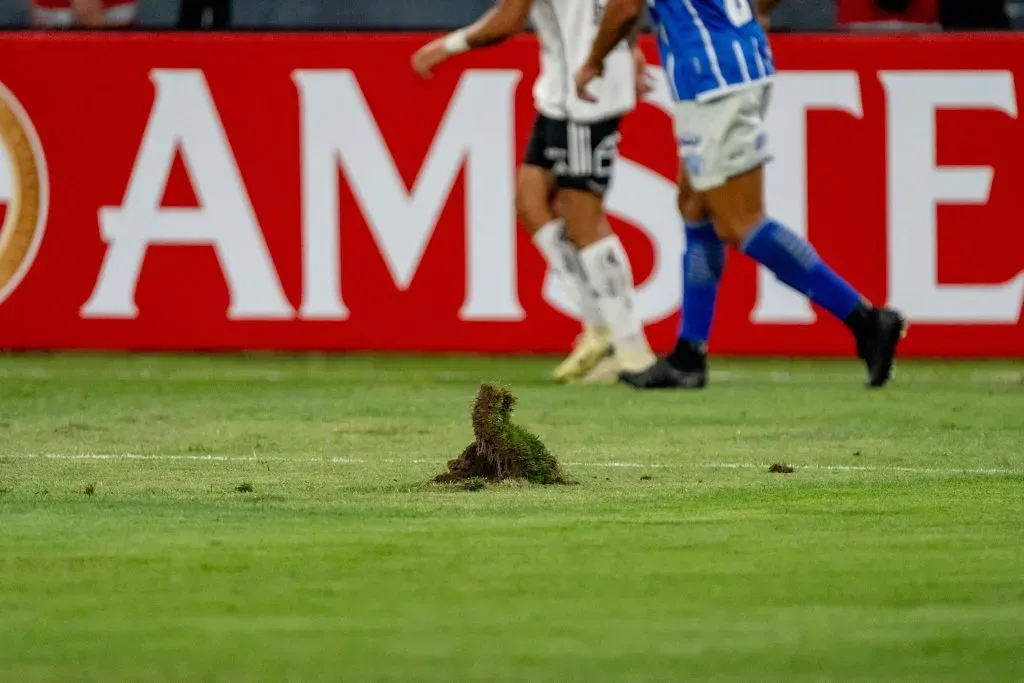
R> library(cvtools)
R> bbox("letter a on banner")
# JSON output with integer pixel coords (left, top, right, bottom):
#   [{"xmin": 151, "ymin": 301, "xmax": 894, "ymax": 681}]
[{"xmin": 82, "ymin": 70, "xmax": 292, "ymax": 319}]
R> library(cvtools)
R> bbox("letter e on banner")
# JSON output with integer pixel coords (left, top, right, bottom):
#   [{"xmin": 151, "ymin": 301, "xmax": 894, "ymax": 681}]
[{"xmin": 882, "ymin": 71, "xmax": 1024, "ymax": 323}]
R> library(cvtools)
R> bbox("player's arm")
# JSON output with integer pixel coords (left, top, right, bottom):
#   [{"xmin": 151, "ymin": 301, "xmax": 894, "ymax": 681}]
[
  {"xmin": 412, "ymin": 0, "xmax": 533, "ymax": 79},
  {"xmin": 460, "ymin": 1, "xmax": 533, "ymax": 49},
  {"xmin": 575, "ymin": 0, "xmax": 645, "ymax": 101},
  {"xmin": 625, "ymin": 11, "xmax": 644, "ymax": 48},
  {"xmin": 71, "ymin": 0, "xmax": 107, "ymax": 26},
  {"xmin": 756, "ymin": 0, "xmax": 783, "ymax": 30},
  {"xmin": 757, "ymin": 0, "xmax": 784, "ymax": 13},
  {"xmin": 625, "ymin": 11, "xmax": 653, "ymax": 98}
]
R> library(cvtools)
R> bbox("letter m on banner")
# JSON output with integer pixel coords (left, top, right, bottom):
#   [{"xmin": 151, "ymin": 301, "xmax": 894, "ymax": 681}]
[{"xmin": 293, "ymin": 70, "xmax": 524, "ymax": 321}]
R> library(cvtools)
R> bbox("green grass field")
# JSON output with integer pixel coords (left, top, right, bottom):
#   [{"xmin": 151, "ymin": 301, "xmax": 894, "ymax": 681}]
[{"xmin": 1, "ymin": 354, "xmax": 1022, "ymax": 682}]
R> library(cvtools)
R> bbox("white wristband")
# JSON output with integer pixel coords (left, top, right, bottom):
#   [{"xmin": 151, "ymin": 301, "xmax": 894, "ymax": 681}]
[{"xmin": 444, "ymin": 29, "xmax": 471, "ymax": 55}]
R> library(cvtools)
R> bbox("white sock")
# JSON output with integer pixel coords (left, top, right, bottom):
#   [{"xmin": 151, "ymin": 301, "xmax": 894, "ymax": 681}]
[
  {"xmin": 577, "ymin": 235, "xmax": 649, "ymax": 355},
  {"xmin": 532, "ymin": 219, "xmax": 604, "ymax": 332}
]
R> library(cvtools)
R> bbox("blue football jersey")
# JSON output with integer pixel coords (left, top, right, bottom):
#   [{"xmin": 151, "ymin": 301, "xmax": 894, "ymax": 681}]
[{"xmin": 648, "ymin": 0, "xmax": 775, "ymax": 102}]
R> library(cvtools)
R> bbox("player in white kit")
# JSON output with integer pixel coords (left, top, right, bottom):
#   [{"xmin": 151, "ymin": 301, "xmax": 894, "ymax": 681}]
[{"xmin": 412, "ymin": 0, "xmax": 657, "ymax": 382}]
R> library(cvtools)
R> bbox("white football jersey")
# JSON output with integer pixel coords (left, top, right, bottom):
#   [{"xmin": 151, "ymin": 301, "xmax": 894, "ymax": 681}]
[{"xmin": 529, "ymin": 0, "xmax": 636, "ymax": 123}]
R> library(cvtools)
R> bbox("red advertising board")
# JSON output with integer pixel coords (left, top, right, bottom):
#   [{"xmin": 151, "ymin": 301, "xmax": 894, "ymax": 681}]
[{"xmin": 0, "ymin": 32, "xmax": 1020, "ymax": 356}]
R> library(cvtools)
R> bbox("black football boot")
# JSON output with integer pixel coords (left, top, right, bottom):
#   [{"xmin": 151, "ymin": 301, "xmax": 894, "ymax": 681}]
[
  {"xmin": 618, "ymin": 339, "xmax": 708, "ymax": 389},
  {"xmin": 845, "ymin": 304, "xmax": 908, "ymax": 388}
]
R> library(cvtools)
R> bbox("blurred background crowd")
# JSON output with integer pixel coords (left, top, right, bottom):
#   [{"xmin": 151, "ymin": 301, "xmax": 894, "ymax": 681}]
[{"xmin": 0, "ymin": 0, "xmax": 1018, "ymax": 31}]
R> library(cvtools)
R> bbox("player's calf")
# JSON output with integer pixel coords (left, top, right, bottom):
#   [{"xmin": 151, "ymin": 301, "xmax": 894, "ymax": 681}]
[
  {"xmin": 517, "ymin": 164, "xmax": 609, "ymax": 380},
  {"xmin": 624, "ymin": 171, "xmax": 717, "ymax": 390},
  {"xmin": 707, "ymin": 167, "xmax": 907, "ymax": 387},
  {"xmin": 515, "ymin": 165, "xmax": 557, "ymax": 237}
]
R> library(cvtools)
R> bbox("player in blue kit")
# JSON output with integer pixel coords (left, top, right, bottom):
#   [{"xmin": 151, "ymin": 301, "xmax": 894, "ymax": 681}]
[{"xmin": 575, "ymin": 0, "xmax": 908, "ymax": 389}]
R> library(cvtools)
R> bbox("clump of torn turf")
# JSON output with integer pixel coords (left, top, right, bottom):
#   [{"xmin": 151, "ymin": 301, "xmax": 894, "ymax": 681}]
[
  {"xmin": 434, "ymin": 383, "xmax": 569, "ymax": 485},
  {"xmin": 768, "ymin": 463, "xmax": 795, "ymax": 474},
  {"xmin": 455, "ymin": 477, "xmax": 488, "ymax": 492}
]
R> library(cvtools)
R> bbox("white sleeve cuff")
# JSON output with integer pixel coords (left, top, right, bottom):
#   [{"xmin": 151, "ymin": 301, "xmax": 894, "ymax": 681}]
[{"xmin": 444, "ymin": 29, "xmax": 471, "ymax": 55}]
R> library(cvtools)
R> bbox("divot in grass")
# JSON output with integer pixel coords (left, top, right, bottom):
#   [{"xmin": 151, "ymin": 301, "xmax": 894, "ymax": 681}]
[{"xmin": 434, "ymin": 384, "xmax": 571, "ymax": 486}]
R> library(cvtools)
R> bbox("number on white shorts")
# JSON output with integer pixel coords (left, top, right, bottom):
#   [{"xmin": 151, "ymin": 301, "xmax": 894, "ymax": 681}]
[{"xmin": 724, "ymin": 0, "xmax": 754, "ymax": 26}]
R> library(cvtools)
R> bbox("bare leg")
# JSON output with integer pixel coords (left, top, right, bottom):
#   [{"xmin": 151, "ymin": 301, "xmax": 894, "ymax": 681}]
[
  {"xmin": 619, "ymin": 169, "xmax": 720, "ymax": 390},
  {"xmin": 517, "ymin": 166, "xmax": 611, "ymax": 381},
  {"xmin": 704, "ymin": 166, "xmax": 905, "ymax": 388},
  {"xmin": 701, "ymin": 166, "xmax": 766, "ymax": 246},
  {"xmin": 515, "ymin": 164, "xmax": 558, "ymax": 237},
  {"xmin": 673, "ymin": 166, "xmax": 722, "ymax": 365}
]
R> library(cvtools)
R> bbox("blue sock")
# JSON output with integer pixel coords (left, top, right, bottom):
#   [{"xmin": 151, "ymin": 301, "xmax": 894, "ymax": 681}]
[
  {"xmin": 741, "ymin": 218, "xmax": 862, "ymax": 321},
  {"xmin": 679, "ymin": 220, "xmax": 725, "ymax": 344}
]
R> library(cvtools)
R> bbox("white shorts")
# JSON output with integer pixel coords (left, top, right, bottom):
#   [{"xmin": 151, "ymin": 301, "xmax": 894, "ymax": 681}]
[{"xmin": 673, "ymin": 84, "xmax": 773, "ymax": 192}]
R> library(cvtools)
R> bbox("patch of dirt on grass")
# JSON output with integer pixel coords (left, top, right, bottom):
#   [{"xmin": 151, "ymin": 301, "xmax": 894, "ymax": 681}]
[{"xmin": 434, "ymin": 384, "xmax": 570, "ymax": 486}]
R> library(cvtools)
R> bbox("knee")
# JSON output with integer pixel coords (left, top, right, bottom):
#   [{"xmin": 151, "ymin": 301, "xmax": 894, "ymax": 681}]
[
  {"xmin": 712, "ymin": 222, "xmax": 741, "ymax": 248},
  {"xmin": 556, "ymin": 187, "xmax": 584, "ymax": 214},
  {"xmin": 516, "ymin": 172, "xmax": 553, "ymax": 231},
  {"xmin": 556, "ymin": 188, "xmax": 607, "ymax": 247},
  {"xmin": 676, "ymin": 183, "xmax": 694, "ymax": 217},
  {"xmin": 714, "ymin": 214, "xmax": 764, "ymax": 248},
  {"xmin": 676, "ymin": 179, "xmax": 708, "ymax": 227},
  {"xmin": 514, "ymin": 175, "xmax": 537, "ymax": 221}
]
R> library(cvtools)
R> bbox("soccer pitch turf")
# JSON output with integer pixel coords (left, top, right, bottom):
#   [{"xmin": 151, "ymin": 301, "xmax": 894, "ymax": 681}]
[{"xmin": 1, "ymin": 354, "xmax": 1022, "ymax": 682}]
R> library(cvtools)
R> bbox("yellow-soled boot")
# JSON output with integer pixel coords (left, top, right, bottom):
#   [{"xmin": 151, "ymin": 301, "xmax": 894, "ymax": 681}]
[
  {"xmin": 580, "ymin": 346, "xmax": 656, "ymax": 384},
  {"xmin": 553, "ymin": 327, "xmax": 613, "ymax": 383}
]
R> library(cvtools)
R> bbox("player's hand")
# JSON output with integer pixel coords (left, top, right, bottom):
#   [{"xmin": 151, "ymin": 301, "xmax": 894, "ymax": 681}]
[
  {"xmin": 632, "ymin": 46, "xmax": 654, "ymax": 99},
  {"xmin": 412, "ymin": 38, "xmax": 449, "ymax": 79},
  {"xmin": 758, "ymin": 13, "xmax": 771, "ymax": 32},
  {"xmin": 574, "ymin": 60, "xmax": 604, "ymax": 103}
]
